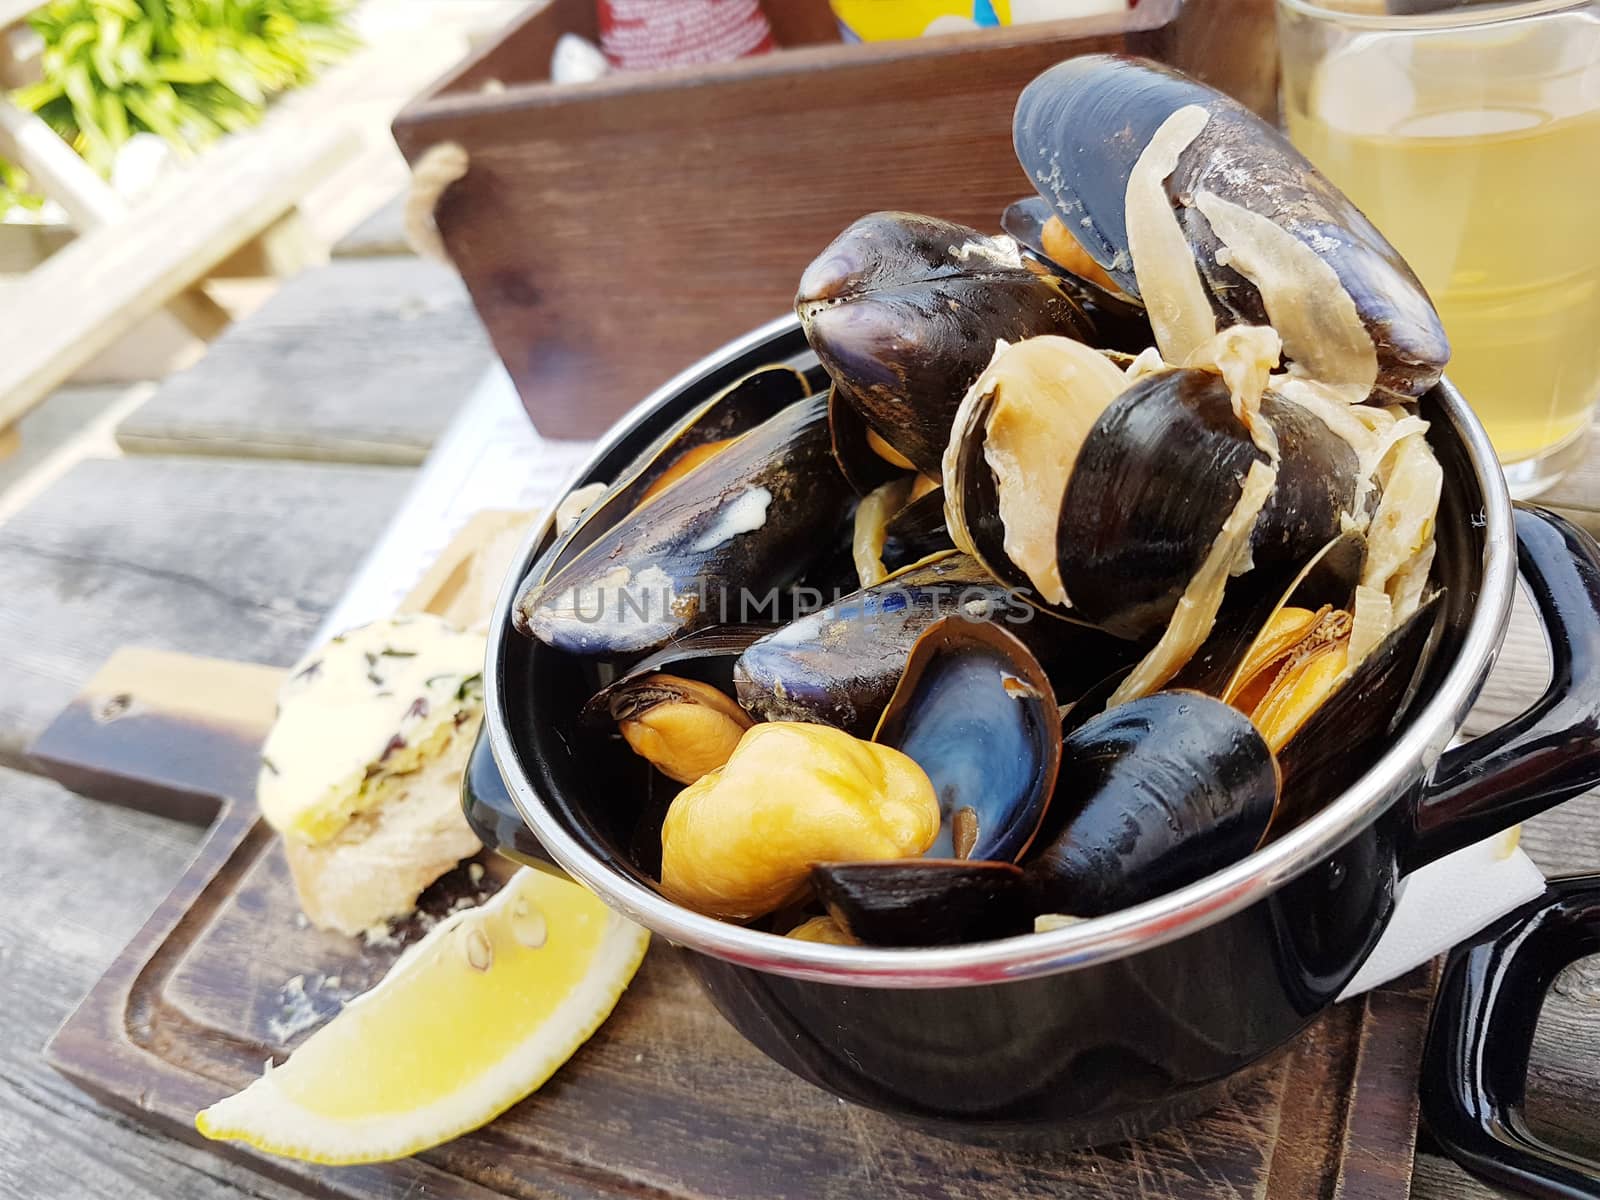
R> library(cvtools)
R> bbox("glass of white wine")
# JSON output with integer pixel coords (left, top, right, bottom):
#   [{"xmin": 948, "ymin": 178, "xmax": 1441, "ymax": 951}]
[{"xmin": 1279, "ymin": 0, "xmax": 1600, "ymax": 497}]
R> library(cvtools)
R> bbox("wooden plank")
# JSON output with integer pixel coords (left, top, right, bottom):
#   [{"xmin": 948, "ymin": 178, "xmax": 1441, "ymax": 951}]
[
  {"xmin": 0, "ymin": 764, "xmax": 305, "ymax": 1200},
  {"xmin": 0, "ymin": 98, "xmax": 233, "ymax": 340},
  {"xmin": 329, "ymin": 193, "xmax": 410, "ymax": 259},
  {"xmin": 0, "ymin": 383, "xmax": 130, "ymax": 495},
  {"xmin": 28, "ymin": 648, "xmax": 285, "ymax": 823},
  {"xmin": 40, "ymin": 764, "xmax": 1432, "ymax": 1200},
  {"xmin": 0, "ymin": 125, "xmax": 355, "ymax": 432},
  {"xmin": 115, "ymin": 258, "xmax": 490, "ymax": 465},
  {"xmin": 0, "ymin": 453, "xmax": 412, "ymax": 767}
]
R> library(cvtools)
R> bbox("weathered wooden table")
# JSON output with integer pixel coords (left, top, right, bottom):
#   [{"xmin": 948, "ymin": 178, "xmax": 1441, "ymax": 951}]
[{"xmin": 1, "ymin": 237, "xmax": 1597, "ymax": 1195}]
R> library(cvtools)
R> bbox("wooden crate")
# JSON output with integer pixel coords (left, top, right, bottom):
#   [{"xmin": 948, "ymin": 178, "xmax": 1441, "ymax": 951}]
[{"xmin": 393, "ymin": 0, "xmax": 1278, "ymax": 439}]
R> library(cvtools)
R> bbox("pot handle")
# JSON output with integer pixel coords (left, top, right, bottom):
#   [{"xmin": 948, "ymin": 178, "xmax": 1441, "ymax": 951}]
[
  {"xmin": 1421, "ymin": 873, "xmax": 1600, "ymax": 1200},
  {"xmin": 1402, "ymin": 505, "xmax": 1600, "ymax": 873},
  {"xmin": 462, "ymin": 724, "xmax": 565, "ymax": 871}
]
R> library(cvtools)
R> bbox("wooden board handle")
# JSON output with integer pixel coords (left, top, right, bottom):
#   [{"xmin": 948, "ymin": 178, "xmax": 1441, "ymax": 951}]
[
  {"xmin": 29, "ymin": 648, "xmax": 282, "ymax": 823},
  {"xmin": 26, "ymin": 508, "xmax": 538, "ymax": 822}
]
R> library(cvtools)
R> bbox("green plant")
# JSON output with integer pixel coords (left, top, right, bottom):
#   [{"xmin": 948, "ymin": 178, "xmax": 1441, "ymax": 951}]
[
  {"xmin": 2, "ymin": 0, "xmax": 357, "ymax": 212},
  {"xmin": 0, "ymin": 158, "xmax": 45, "ymax": 212}
]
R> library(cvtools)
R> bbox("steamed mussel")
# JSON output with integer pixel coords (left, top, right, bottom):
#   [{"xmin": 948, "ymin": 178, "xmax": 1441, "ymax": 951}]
[
  {"xmin": 1013, "ymin": 55, "xmax": 1450, "ymax": 400},
  {"xmin": 511, "ymin": 53, "xmax": 1453, "ymax": 950},
  {"xmin": 516, "ymin": 388, "xmax": 853, "ymax": 657},
  {"xmin": 799, "ymin": 211, "xmax": 1096, "ymax": 477}
]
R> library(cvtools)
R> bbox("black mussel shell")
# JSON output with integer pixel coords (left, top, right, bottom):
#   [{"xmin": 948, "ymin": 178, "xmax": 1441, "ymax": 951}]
[
  {"xmin": 1057, "ymin": 368, "xmax": 1359, "ymax": 641},
  {"xmin": 734, "ymin": 553, "xmax": 1129, "ymax": 737},
  {"xmin": 788, "ymin": 492, "xmax": 866, "ymax": 602},
  {"xmin": 1026, "ymin": 691, "xmax": 1279, "ymax": 917},
  {"xmin": 733, "ymin": 553, "xmax": 1018, "ymax": 735},
  {"xmin": 534, "ymin": 364, "xmax": 812, "ymax": 586},
  {"xmin": 797, "ymin": 211, "xmax": 1095, "ymax": 476},
  {"xmin": 581, "ymin": 625, "xmax": 773, "ymax": 725},
  {"xmin": 879, "ymin": 487, "xmax": 956, "ymax": 578},
  {"xmin": 1013, "ymin": 55, "xmax": 1448, "ymax": 400},
  {"xmin": 812, "ymin": 860, "xmax": 1030, "ymax": 947},
  {"xmin": 1173, "ymin": 531, "xmax": 1366, "ymax": 698},
  {"xmin": 943, "ymin": 335, "xmax": 1136, "ymax": 613},
  {"xmin": 1267, "ymin": 592, "xmax": 1444, "ymax": 840},
  {"xmin": 1000, "ymin": 195, "xmax": 1152, "ymax": 352},
  {"xmin": 830, "ymin": 382, "xmax": 907, "ymax": 495},
  {"xmin": 516, "ymin": 394, "xmax": 853, "ymax": 659},
  {"xmin": 875, "ymin": 617, "xmax": 1061, "ymax": 863}
]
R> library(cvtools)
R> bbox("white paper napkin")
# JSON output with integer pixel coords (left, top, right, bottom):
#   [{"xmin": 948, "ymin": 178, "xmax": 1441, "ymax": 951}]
[{"xmin": 1340, "ymin": 828, "xmax": 1546, "ymax": 998}]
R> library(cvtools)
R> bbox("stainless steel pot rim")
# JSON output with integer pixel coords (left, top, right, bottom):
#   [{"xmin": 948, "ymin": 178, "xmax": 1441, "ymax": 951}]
[{"xmin": 485, "ymin": 313, "xmax": 1517, "ymax": 988}]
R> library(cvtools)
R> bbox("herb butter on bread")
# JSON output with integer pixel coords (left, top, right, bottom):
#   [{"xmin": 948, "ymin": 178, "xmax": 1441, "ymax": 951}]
[{"xmin": 259, "ymin": 614, "xmax": 487, "ymax": 934}]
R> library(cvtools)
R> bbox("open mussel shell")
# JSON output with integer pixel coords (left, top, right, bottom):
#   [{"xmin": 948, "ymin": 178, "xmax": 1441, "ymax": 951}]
[
  {"xmin": 1174, "ymin": 531, "xmax": 1366, "ymax": 698},
  {"xmin": 797, "ymin": 211, "xmax": 1096, "ymax": 476},
  {"xmin": 1013, "ymin": 55, "xmax": 1448, "ymax": 399},
  {"xmin": 850, "ymin": 477, "xmax": 955, "ymax": 590},
  {"xmin": 874, "ymin": 616, "xmax": 1062, "ymax": 863},
  {"xmin": 515, "ymin": 393, "xmax": 854, "ymax": 659},
  {"xmin": 943, "ymin": 335, "xmax": 1134, "ymax": 611},
  {"xmin": 1000, "ymin": 195, "xmax": 1152, "ymax": 353},
  {"xmin": 1267, "ymin": 592, "xmax": 1444, "ymax": 841},
  {"xmin": 734, "ymin": 552, "xmax": 1127, "ymax": 737},
  {"xmin": 1056, "ymin": 368, "xmax": 1360, "ymax": 641},
  {"xmin": 1025, "ymin": 691, "xmax": 1279, "ymax": 918},
  {"xmin": 581, "ymin": 625, "xmax": 772, "ymax": 725},
  {"xmin": 533, "ymin": 364, "xmax": 813, "ymax": 586},
  {"xmin": 811, "ymin": 860, "xmax": 1030, "ymax": 947},
  {"xmin": 733, "ymin": 553, "xmax": 1014, "ymax": 735},
  {"xmin": 879, "ymin": 487, "xmax": 955, "ymax": 576}
]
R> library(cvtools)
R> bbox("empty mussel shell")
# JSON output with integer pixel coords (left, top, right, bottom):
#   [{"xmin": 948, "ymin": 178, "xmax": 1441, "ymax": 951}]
[
  {"xmin": 850, "ymin": 476, "xmax": 952, "ymax": 589},
  {"xmin": 797, "ymin": 211, "xmax": 1096, "ymax": 476},
  {"xmin": 1013, "ymin": 55, "xmax": 1449, "ymax": 399},
  {"xmin": 874, "ymin": 616, "xmax": 1062, "ymax": 863},
  {"xmin": 878, "ymin": 486, "xmax": 956, "ymax": 579},
  {"xmin": 812, "ymin": 860, "xmax": 1031, "ymax": 947},
  {"xmin": 1026, "ymin": 691, "xmax": 1279, "ymax": 917},
  {"xmin": 515, "ymin": 393, "xmax": 854, "ymax": 658}
]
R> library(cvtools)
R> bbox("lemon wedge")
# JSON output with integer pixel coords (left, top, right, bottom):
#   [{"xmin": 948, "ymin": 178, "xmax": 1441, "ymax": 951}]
[{"xmin": 197, "ymin": 867, "xmax": 648, "ymax": 1164}]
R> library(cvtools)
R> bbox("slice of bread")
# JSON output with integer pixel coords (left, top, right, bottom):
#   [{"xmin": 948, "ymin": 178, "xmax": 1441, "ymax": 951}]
[
  {"xmin": 283, "ymin": 722, "xmax": 484, "ymax": 936},
  {"xmin": 259, "ymin": 613, "xmax": 489, "ymax": 934}
]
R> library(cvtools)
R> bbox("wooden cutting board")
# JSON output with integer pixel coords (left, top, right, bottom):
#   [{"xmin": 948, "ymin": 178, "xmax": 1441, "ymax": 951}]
[{"xmin": 31, "ymin": 516, "xmax": 1437, "ymax": 1200}]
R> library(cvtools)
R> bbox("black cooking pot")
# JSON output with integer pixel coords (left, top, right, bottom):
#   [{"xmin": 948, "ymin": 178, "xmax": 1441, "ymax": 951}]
[{"xmin": 465, "ymin": 315, "xmax": 1600, "ymax": 1148}]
